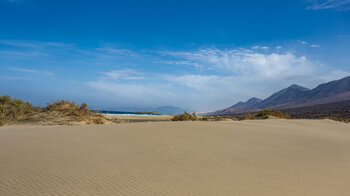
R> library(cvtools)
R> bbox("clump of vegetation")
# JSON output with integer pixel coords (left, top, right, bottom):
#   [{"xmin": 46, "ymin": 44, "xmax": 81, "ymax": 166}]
[
  {"xmin": 239, "ymin": 108, "xmax": 291, "ymax": 120},
  {"xmin": 199, "ymin": 116, "xmax": 209, "ymax": 121},
  {"xmin": 172, "ymin": 113, "xmax": 233, "ymax": 122},
  {"xmin": 172, "ymin": 111, "xmax": 197, "ymax": 121},
  {"xmin": 0, "ymin": 95, "xmax": 41, "ymax": 126},
  {"xmin": 200, "ymin": 115, "xmax": 226, "ymax": 121},
  {"xmin": 30, "ymin": 100, "xmax": 109, "ymax": 125},
  {"xmin": 0, "ymin": 96, "xmax": 113, "ymax": 126}
]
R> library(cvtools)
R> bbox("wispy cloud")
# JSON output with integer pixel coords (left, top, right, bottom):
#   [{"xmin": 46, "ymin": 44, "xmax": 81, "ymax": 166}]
[
  {"xmin": 0, "ymin": 75, "xmax": 32, "ymax": 80},
  {"xmin": 156, "ymin": 60, "xmax": 201, "ymax": 68},
  {"xmin": 1, "ymin": 39, "xmax": 348, "ymax": 110},
  {"xmin": 7, "ymin": 67, "xmax": 54, "ymax": 76},
  {"xmin": 97, "ymin": 47, "xmax": 137, "ymax": 56},
  {"xmin": 252, "ymin": 45, "xmax": 269, "ymax": 50},
  {"xmin": 305, "ymin": 0, "xmax": 350, "ymax": 10},
  {"xmin": 167, "ymin": 74, "xmax": 219, "ymax": 90},
  {"xmin": 0, "ymin": 40, "xmax": 72, "ymax": 49},
  {"xmin": 162, "ymin": 48, "xmax": 318, "ymax": 80},
  {"xmin": 101, "ymin": 69, "xmax": 144, "ymax": 81}
]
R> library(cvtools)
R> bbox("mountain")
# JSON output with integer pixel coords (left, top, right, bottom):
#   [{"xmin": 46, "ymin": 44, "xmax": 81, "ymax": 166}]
[
  {"xmin": 213, "ymin": 76, "xmax": 350, "ymax": 115},
  {"xmin": 230, "ymin": 97, "xmax": 262, "ymax": 108},
  {"xmin": 254, "ymin": 84, "xmax": 310, "ymax": 109},
  {"xmin": 211, "ymin": 97, "xmax": 262, "ymax": 115}
]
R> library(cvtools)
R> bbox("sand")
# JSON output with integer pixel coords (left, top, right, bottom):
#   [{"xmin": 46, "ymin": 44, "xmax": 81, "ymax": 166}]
[{"xmin": 1, "ymin": 120, "xmax": 350, "ymax": 195}]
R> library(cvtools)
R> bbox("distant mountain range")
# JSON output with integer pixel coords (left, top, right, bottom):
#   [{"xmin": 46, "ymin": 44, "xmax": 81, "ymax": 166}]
[{"xmin": 211, "ymin": 76, "xmax": 350, "ymax": 115}]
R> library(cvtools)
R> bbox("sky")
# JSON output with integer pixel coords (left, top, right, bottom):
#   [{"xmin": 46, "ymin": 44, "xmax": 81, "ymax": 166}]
[{"xmin": 0, "ymin": 0, "xmax": 350, "ymax": 111}]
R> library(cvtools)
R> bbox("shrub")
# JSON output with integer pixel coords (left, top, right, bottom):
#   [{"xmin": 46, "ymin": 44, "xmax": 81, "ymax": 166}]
[
  {"xmin": 172, "ymin": 111, "xmax": 197, "ymax": 121},
  {"xmin": 0, "ymin": 95, "xmax": 36, "ymax": 126},
  {"xmin": 239, "ymin": 113, "xmax": 254, "ymax": 120},
  {"xmin": 239, "ymin": 109, "xmax": 291, "ymax": 120},
  {"xmin": 199, "ymin": 116, "xmax": 209, "ymax": 121}
]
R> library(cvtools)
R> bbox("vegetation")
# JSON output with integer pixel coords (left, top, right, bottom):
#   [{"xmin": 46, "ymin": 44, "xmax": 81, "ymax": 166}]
[
  {"xmin": 0, "ymin": 96, "xmax": 111, "ymax": 126},
  {"xmin": 32, "ymin": 100, "xmax": 108, "ymax": 125},
  {"xmin": 0, "ymin": 95, "xmax": 41, "ymax": 126},
  {"xmin": 172, "ymin": 111, "xmax": 197, "ymax": 121},
  {"xmin": 239, "ymin": 108, "xmax": 291, "ymax": 120},
  {"xmin": 198, "ymin": 115, "xmax": 228, "ymax": 121},
  {"xmin": 282, "ymin": 100, "xmax": 350, "ymax": 120}
]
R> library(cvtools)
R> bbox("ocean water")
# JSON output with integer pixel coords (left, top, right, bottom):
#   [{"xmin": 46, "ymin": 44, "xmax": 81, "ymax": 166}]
[{"xmin": 100, "ymin": 111, "xmax": 163, "ymax": 115}]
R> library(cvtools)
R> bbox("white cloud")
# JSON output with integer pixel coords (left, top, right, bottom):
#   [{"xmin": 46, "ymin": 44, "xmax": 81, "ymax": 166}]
[
  {"xmin": 311, "ymin": 44, "xmax": 321, "ymax": 48},
  {"xmin": 305, "ymin": 0, "xmax": 350, "ymax": 10},
  {"xmin": 164, "ymin": 48, "xmax": 317, "ymax": 80}
]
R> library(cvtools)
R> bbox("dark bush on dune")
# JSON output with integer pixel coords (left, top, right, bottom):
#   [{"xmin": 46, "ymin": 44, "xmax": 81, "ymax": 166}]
[
  {"xmin": 239, "ymin": 108, "xmax": 291, "ymax": 120},
  {"xmin": 0, "ymin": 95, "xmax": 41, "ymax": 126},
  {"xmin": 172, "ymin": 111, "xmax": 197, "ymax": 121}
]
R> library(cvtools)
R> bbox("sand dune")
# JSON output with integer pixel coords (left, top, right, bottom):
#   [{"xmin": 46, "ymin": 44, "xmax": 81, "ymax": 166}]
[{"xmin": 1, "ymin": 120, "xmax": 350, "ymax": 195}]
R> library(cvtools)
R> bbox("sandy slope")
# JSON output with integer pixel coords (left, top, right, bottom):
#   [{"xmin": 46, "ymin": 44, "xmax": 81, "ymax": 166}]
[{"xmin": 1, "ymin": 120, "xmax": 350, "ymax": 195}]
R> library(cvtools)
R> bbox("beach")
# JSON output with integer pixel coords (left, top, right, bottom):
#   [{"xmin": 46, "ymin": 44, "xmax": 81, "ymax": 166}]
[
  {"xmin": 1, "ymin": 120, "xmax": 350, "ymax": 195},
  {"xmin": 104, "ymin": 114, "xmax": 173, "ymax": 123}
]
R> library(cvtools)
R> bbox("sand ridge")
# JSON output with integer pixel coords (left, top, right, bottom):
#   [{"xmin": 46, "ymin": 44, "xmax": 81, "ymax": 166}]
[{"xmin": 0, "ymin": 120, "xmax": 350, "ymax": 195}]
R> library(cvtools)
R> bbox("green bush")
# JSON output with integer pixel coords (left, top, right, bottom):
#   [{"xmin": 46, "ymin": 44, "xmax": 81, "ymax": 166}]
[{"xmin": 172, "ymin": 111, "xmax": 197, "ymax": 121}]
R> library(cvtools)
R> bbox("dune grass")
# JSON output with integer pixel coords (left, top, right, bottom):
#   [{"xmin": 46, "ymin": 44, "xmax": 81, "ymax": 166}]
[
  {"xmin": 0, "ymin": 96, "xmax": 111, "ymax": 126},
  {"xmin": 0, "ymin": 95, "xmax": 42, "ymax": 126},
  {"xmin": 172, "ymin": 111, "xmax": 198, "ymax": 121}
]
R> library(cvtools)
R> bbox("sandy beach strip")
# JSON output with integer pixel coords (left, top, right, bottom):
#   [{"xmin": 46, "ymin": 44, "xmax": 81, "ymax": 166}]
[
  {"xmin": 103, "ymin": 114, "xmax": 173, "ymax": 123},
  {"xmin": 1, "ymin": 120, "xmax": 350, "ymax": 195}
]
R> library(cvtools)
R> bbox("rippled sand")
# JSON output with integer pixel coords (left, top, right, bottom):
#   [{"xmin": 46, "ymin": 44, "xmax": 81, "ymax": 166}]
[{"xmin": 1, "ymin": 120, "xmax": 350, "ymax": 195}]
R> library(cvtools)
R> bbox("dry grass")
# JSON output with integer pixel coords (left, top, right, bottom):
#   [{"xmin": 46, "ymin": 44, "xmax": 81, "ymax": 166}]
[
  {"xmin": 0, "ymin": 95, "xmax": 42, "ymax": 126},
  {"xmin": 13, "ymin": 100, "xmax": 114, "ymax": 126}
]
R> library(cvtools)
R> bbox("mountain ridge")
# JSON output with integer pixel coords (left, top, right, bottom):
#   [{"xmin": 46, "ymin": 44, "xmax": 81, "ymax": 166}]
[{"xmin": 212, "ymin": 76, "xmax": 350, "ymax": 115}]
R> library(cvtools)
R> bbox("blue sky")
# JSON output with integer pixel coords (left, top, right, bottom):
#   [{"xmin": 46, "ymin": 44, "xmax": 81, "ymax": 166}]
[{"xmin": 0, "ymin": 0, "xmax": 350, "ymax": 111}]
